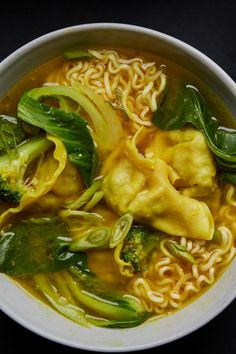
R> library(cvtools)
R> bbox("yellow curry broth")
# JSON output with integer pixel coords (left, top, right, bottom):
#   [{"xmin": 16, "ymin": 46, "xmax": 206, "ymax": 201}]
[{"xmin": 0, "ymin": 48, "xmax": 235, "ymax": 320}]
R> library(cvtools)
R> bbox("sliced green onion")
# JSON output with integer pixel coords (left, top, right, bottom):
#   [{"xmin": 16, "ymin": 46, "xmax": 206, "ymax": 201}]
[
  {"xmin": 59, "ymin": 209, "xmax": 104, "ymax": 225},
  {"xmin": 166, "ymin": 241, "xmax": 196, "ymax": 264},
  {"xmin": 63, "ymin": 49, "xmax": 93, "ymax": 60},
  {"xmin": 109, "ymin": 212, "xmax": 134, "ymax": 248},
  {"xmin": 83, "ymin": 191, "xmax": 104, "ymax": 211},
  {"xmin": 69, "ymin": 227, "xmax": 111, "ymax": 252},
  {"xmin": 65, "ymin": 178, "xmax": 103, "ymax": 210}
]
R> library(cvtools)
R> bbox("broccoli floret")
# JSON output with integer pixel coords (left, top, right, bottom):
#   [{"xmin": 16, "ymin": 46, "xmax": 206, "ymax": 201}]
[
  {"xmin": 0, "ymin": 135, "xmax": 52, "ymax": 204},
  {"xmin": 121, "ymin": 226, "xmax": 163, "ymax": 274},
  {"xmin": 0, "ymin": 115, "xmax": 26, "ymax": 154}
]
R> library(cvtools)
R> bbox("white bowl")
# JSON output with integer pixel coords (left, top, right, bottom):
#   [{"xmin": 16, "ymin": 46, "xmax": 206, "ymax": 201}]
[{"xmin": 0, "ymin": 23, "xmax": 236, "ymax": 352}]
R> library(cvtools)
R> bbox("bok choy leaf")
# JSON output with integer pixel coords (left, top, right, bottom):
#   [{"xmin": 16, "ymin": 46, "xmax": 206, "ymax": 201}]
[
  {"xmin": 34, "ymin": 274, "xmax": 90, "ymax": 327},
  {"xmin": 165, "ymin": 241, "xmax": 196, "ymax": 264},
  {"xmin": 67, "ymin": 255, "xmax": 150, "ymax": 327},
  {"xmin": 17, "ymin": 85, "xmax": 124, "ymax": 156},
  {"xmin": 17, "ymin": 91, "xmax": 98, "ymax": 186},
  {"xmin": 0, "ymin": 217, "xmax": 85, "ymax": 276},
  {"xmin": 153, "ymin": 85, "xmax": 236, "ymax": 184}
]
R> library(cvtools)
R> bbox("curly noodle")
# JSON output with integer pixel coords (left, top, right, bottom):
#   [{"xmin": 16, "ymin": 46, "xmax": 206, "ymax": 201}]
[
  {"xmin": 45, "ymin": 49, "xmax": 166, "ymax": 130},
  {"xmin": 131, "ymin": 225, "xmax": 236, "ymax": 315}
]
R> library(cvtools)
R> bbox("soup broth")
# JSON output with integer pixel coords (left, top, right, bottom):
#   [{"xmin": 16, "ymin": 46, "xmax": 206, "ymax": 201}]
[{"xmin": 0, "ymin": 48, "xmax": 235, "ymax": 327}]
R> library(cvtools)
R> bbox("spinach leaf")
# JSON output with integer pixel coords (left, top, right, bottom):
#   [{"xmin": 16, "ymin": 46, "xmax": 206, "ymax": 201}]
[
  {"xmin": 0, "ymin": 217, "xmax": 84, "ymax": 276},
  {"xmin": 152, "ymin": 86, "xmax": 201, "ymax": 130},
  {"xmin": 153, "ymin": 85, "xmax": 236, "ymax": 183},
  {"xmin": 17, "ymin": 93, "xmax": 98, "ymax": 186}
]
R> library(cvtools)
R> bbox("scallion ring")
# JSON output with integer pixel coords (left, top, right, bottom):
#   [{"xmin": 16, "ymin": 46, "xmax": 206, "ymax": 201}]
[
  {"xmin": 69, "ymin": 227, "xmax": 111, "ymax": 252},
  {"xmin": 110, "ymin": 212, "xmax": 134, "ymax": 248}
]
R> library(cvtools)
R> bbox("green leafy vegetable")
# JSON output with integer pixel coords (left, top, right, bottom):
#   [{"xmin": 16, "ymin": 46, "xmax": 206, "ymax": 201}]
[
  {"xmin": 67, "ymin": 256, "xmax": 149, "ymax": 327},
  {"xmin": 63, "ymin": 49, "xmax": 94, "ymax": 60},
  {"xmin": 65, "ymin": 178, "xmax": 103, "ymax": 210},
  {"xmin": 65, "ymin": 272, "xmax": 141, "ymax": 320},
  {"xmin": 153, "ymin": 84, "xmax": 236, "ymax": 183},
  {"xmin": 3, "ymin": 215, "xmax": 148, "ymax": 328},
  {"xmin": 165, "ymin": 241, "xmax": 196, "ymax": 264},
  {"xmin": 0, "ymin": 115, "xmax": 26, "ymax": 155},
  {"xmin": 34, "ymin": 274, "xmax": 90, "ymax": 327},
  {"xmin": 0, "ymin": 217, "xmax": 84, "ymax": 276},
  {"xmin": 17, "ymin": 85, "xmax": 123, "ymax": 156},
  {"xmin": 17, "ymin": 91, "xmax": 98, "ymax": 186},
  {"xmin": 0, "ymin": 135, "xmax": 52, "ymax": 204},
  {"xmin": 35, "ymin": 264, "xmax": 149, "ymax": 328}
]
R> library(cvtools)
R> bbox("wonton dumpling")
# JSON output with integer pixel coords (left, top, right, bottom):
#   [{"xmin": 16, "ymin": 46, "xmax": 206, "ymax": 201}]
[
  {"xmin": 103, "ymin": 148, "xmax": 214, "ymax": 240},
  {"xmin": 145, "ymin": 127, "xmax": 217, "ymax": 197}
]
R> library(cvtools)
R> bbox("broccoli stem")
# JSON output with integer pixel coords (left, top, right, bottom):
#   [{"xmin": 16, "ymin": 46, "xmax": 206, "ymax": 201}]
[
  {"xmin": 0, "ymin": 135, "xmax": 52, "ymax": 166},
  {"xmin": 0, "ymin": 135, "xmax": 53, "ymax": 204}
]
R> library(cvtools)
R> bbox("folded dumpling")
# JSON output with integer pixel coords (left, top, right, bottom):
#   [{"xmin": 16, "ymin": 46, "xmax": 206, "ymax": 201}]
[
  {"xmin": 103, "ymin": 132, "xmax": 215, "ymax": 240},
  {"xmin": 145, "ymin": 127, "xmax": 217, "ymax": 197}
]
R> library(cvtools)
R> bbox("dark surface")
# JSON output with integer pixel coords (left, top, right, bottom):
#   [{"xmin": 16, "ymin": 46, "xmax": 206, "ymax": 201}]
[{"xmin": 0, "ymin": 1, "xmax": 235, "ymax": 353}]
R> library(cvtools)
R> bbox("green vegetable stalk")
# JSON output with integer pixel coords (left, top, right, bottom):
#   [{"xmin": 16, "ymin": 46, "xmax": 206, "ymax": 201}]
[
  {"xmin": 0, "ymin": 135, "xmax": 52, "ymax": 204},
  {"xmin": 153, "ymin": 84, "xmax": 236, "ymax": 184},
  {"xmin": 17, "ymin": 90, "xmax": 98, "ymax": 186}
]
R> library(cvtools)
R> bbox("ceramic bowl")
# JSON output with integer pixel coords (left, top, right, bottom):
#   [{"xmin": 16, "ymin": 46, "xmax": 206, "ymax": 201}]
[{"xmin": 0, "ymin": 23, "xmax": 236, "ymax": 352}]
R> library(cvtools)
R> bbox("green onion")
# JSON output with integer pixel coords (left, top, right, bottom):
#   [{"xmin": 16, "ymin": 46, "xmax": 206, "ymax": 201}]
[
  {"xmin": 83, "ymin": 191, "xmax": 104, "ymax": 211},
  {"xmin": 212, "ymin": 229, "xmax": 223, "ymax": 244},
  {"xmin": 166, "ymin": 241, "xmax": 196, "ymax": 264},
  {"xmin": 59, "ymin": 209, "xmax": 104, "ymax": 225},
  {"xmin": 65, "ymin": 178, "xmax": 103, "ymax": 210},
  {"xmin": 69, "ymin": 227, "xmax": 111, "ymax": 252},
  {"xmin": 63, "ymin": 49, "xmax": 93, "ymax": 60},
  {"xmin": 110, "ymin": 212, "xmax": 134, "ymax": 248},
  {"xmin": 64, "ymin": 272, "xmax": 140, "ymax": 320}
]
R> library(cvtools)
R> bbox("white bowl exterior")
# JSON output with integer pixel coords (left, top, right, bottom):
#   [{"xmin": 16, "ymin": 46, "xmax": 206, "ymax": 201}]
[{"xmin": 0, "ymin": 23, "xmax": 236, "ymax": 352}]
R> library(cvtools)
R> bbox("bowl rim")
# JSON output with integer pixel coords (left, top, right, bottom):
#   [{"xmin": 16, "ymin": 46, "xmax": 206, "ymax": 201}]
[
  {"xmin": 1, "ymin": 271, "xmax": 236, "ymax": 353},
  {"xmin": 0, "ymin": 22, "xmax": 236, "ymax": 352},
  {"xmin": 1, "ymin": 22, "xmax": 235, "ymax": 89}
]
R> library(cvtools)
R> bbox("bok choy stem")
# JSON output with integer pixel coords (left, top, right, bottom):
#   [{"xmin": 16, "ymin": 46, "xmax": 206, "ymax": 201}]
[
  {"xmin": 19, "ymin": 85, "xmax": 124, "ymax": 156},
  {"xmin": 34, "ymin": 274, "xmax": 89, "ymax": 327}
]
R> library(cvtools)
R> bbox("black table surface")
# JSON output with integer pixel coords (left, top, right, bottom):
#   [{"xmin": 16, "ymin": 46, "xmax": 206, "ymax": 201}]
[{"xmin": 0, "ymin": 1, "xmax": 235, "ymax": 353}]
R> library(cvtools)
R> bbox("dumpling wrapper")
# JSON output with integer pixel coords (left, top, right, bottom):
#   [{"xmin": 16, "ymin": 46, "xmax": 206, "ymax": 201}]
[
  {"xmin": 145, "ymin": 127, "xmax": 217, "ymax": 197},
  {"xmin": 103, "ymin": 135, "xmax": 215, "ymax": 240}
]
